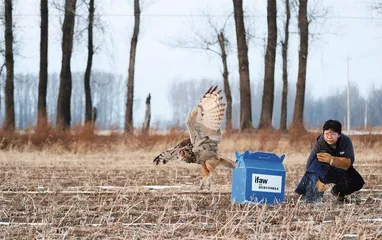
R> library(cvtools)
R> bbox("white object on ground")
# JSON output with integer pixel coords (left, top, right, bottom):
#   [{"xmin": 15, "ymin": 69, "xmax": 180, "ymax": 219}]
[
  {"xmin": 343, "ymin": 234, "xmax": 357, "ymax": 238},
  {"xmin": 143, "ymin": 185, "xmax": 183, "ymax": 190}
]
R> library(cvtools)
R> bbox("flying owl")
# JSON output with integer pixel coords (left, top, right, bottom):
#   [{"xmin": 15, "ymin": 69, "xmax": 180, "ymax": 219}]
[{"xmin": 153, "ymin": 86, "xmax": 236, "ymax": 188}]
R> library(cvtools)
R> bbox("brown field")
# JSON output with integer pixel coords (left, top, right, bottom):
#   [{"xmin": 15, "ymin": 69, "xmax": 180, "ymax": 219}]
[{"xmin": 0, "ymin": 129, "xmax": 381, "ymax": 239}]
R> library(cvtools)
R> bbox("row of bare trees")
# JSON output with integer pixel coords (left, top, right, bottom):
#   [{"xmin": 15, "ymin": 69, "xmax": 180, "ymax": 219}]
[
  {"xmin": 0, "ymin": 0, "xmax": 379, "ymax": 134},
  {"xmin": 231, "ymin": 0, "xmax": 309, "ymax": 132},
  {"xmin": 0, "ymin": 0, "xmax": 94, "ymax": 130},
  {"xmin": 0, "ymin": 0, "xmax": 143, "ymax": 133},
  {"xmin": 168, "ymin": 78, "xmax": 382, "ymax": 130},
  {"xmin": 173, "ymin": 0, "xmax": 308, "ymax": 132},
  {"xmin": 2, "ymin": 72, "xmax": 381, "ymax": 130},
  {"xmin": 169, "ymin": 0, "xmax": 299, "ymax": 132},
  {"xmin": 0, "ymin": 72, "xmax": 126, "ymax": 130},
  {"xmin": 1, "ymin": 0, "xmax": 137, "ymax": 132}
]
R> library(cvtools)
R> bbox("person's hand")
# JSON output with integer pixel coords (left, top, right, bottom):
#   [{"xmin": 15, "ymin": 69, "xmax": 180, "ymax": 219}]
[
  {"xmin": 317, "ymin": 152, "xmax": 332, "ymax": 163},
  {"xmin": 316, "ymin": 179, "xmax": 327, "ymax": 192}
]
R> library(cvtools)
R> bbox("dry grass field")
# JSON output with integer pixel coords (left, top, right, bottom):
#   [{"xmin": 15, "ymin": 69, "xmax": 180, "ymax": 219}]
[{"xmin": 0, "ymin": 128, "xmax": 381, "ymax": 239}]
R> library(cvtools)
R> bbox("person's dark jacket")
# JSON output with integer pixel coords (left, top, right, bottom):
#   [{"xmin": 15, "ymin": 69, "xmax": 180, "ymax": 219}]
[{"xmin": 305, "ymin": 133, "xmax": 355, "ymax": 170}]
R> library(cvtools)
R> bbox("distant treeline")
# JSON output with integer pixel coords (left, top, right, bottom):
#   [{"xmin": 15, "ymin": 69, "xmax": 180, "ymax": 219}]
[
  {"xmin": 0, "ymin": 72, "xmax": 126, "ymax": 130},
  {"xmin": 2, "ymin": 72, "xmax": 381, "ymax": 130},
  {"xmin": 169, "ymin": 79, "xmax": 382, "ymax": 130}
]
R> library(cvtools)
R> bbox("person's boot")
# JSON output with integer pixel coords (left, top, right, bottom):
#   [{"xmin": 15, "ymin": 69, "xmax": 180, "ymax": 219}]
[
  {"xmin": 344, "ymin": 194, "xmax": 363, "ymax": 204},
  {"xmin": 331, "ymin": 188, "xmax": 347, "ymax": 202},
  {"xmin": 331, "ymin": 188, "xmax": 363, "ymax": 204}
]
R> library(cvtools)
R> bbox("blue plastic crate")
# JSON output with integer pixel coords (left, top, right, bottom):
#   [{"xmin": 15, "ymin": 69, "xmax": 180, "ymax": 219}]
[{"xmin": 231, "ymin": 151, "xmax": 286, "ymax": 205}]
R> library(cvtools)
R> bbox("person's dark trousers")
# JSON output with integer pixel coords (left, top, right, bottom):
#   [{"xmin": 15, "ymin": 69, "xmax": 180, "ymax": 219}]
[
  {"xmin": 295, "ymin": 172, "xmax": 323, "ymax": 202},
  {"xmin": 322, "ymin": 166, "xmax": 365, "ymax": 197}
]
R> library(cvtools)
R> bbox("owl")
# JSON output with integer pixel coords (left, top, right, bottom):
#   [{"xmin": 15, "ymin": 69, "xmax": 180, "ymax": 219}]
[{"xmin": 153, "ymin": 86, "xmax": 235, "ymax": 189}]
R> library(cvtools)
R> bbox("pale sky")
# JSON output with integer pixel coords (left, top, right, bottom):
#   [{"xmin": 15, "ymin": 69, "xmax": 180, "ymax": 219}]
[{"xmin": 11, "ymin": 0, "xmax": 382, "ymax": 125}]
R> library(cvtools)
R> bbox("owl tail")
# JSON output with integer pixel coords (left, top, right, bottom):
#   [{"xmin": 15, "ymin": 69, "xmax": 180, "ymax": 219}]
[{"xmin": 217, "ymin": 155, "xmax": 236, "ymax": 169}]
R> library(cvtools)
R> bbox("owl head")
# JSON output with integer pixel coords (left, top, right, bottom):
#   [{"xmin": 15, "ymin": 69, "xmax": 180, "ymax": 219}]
[{"xmin": 178, "ymin": 149, "xmax": 193, "ymax": 163}]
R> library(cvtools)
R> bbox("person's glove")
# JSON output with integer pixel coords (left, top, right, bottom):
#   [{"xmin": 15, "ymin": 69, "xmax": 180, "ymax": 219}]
[
  {"xmin": 317, "ymin": 152, "xmax": 351, "ymax": 170},
  {"xmin": 316, "ymin": 153, "xmax": 331, "ymax": 163}
]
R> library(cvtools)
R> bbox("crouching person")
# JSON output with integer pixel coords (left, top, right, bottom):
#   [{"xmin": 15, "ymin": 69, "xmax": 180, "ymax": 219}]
[{"xmin": 295, "ymin": 120, "xmax": 365, "ymax": 203}]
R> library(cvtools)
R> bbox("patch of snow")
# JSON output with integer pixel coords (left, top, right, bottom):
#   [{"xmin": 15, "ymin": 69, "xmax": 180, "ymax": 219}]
[
  {"xmin": 360, "ymin": 218, "xmax": 382, "ymax": 222},
  {"xmin": 341, "ymin": 130, "xmax": 382, "ymax": 135},
  {"xmin": 143, "ymin": 185, "xmax": 183, "ymax": 190},
  {"xmin": 96, "ymin": 186, "xmax": 124, "ymax": 190},
  {"xmin": 356, "ymin": 164, "xmax": 382, "ymax": 167},
  {"xmin": 0, "ymin": 222, "xmax": 51, "ymax": 226},
  {"xmin": 360, "ymin": 189, "xmax": 382, "ymax": 192},
  {"xmin": 88, "ymin": 224, "xmax": 102, "ymax": 227},
  {"xmin": 343, "ymin": 234, "xmax": 358, "ymax": 238},
  {"xmin": 309, "ymin": 130, "xmax": 382, "ymax": 135}
]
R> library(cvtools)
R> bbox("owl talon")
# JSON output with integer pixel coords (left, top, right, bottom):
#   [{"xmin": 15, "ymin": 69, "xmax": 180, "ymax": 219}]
[
  {"xmin": 205, "ymin": 173, "xmax": 215, "ymax": 189},
  {"xmin": 200, "ymin": 177, "xmax": 209, "ymax": 189},
  {"xmin": 205, "ymin": 179, "xmax": 212, "ymax": 189},
  {"xmin": 199, "ymin": 175, "xmax": 214, "ymax": 190},
  {"xmin": 153, "ymin": 157, "xmax": 160, "ymax": 165}
]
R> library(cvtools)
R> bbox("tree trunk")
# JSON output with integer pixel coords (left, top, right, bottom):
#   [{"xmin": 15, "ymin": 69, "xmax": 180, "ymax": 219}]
[
  {"xmin": 232, "ymin": 0, "xmax": 252, "ymax": 131},
  {"xmin": 142, "ymin": 93, "xmax": 151, "ymax": 134},
  {"xmin": 92, "ymin": 106, "xmax": 97, "ymax": 123},
  {"xmin": 259, "ymin": 0, "xmax": 277, "ymax": 129},
  {"xmin": 291, "ymin": 0, "xmax": 309, "ymax": 131},
  {"xmin": 38, "ymin": 0, "xmax": 49, "ymax": 128},
  {"xmin": 125, "ymin": 0, "xmax": 140, "ymax": 134},
  {"xmin": 84, "ymin": 0, "xmax": 94, "ymax": 124},
  {"xmin": 57, "ymin": 0, "xmax": 76, "ymax": 129},
  {"xmin": 217, "ymin": 31, "xmax": 232, "ymax": 132},
  {"xmin": 0, "ymin": 79, "xmax": 2, "ymax": 124},
  {"xmin": 4, "ymin": 0, "xmax": 15, "ymax": 131},
  {"xmin": 280, "ymin": 0, "xmax": 290, "ymax": 132}
]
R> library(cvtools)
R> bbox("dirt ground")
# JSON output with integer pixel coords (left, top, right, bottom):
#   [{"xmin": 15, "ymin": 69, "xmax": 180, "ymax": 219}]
[{"xmin": 0, "ymin": 148, "xmax": 381, "ymax": 239}]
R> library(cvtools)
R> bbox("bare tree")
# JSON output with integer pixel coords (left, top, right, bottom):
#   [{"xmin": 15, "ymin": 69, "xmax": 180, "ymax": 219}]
[
  {"xmin": 125, "ymin": 0, "xmax": 141, "ymax": 134},
  {"xmin": 37, "ymin": 0, "xmax": 49, "ymax": 127},
  {"xmin": 291, "ymin": 0, "xmax": 309, "ymax": 131},
  {"xmin": 259, "ymin": 0, "xmax": 278, "ymax": 129},
  {"xmin": 168, "ymin": 13, "xmax": 233, "ymax": 132},
  {"xmin": 56, "ymin": 0, "xmax": 77, "ymax": 129},
  {"xmin": 142, "ymin": 93, "xmax": 150, "ymax": 134},
  {"xmin": 217, "ymin": 31, "xmax": 233, "ymax": 132},
  {"xmin": 54, "ymin": 0, "xmax": 105, "ymax": 126},
  {"xmin": 232, "ymin": 0, "xmax": 252, "ymax": 131},
  {"xmin": 280, "ymin": 0, "xmax": 291, "ymax": 132},
  {"xmin": 84, "ymin": 0, "xmax": 94, "ymax": 124},
  {"xmin": 3, "ymin": 0, "xmax": 14, "ymax": 131}
]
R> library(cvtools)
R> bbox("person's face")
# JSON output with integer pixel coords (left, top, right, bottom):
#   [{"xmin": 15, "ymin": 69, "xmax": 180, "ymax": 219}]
[{"xmin": 323, "ymin": 129, "xmax": 339, "ymax": 146}]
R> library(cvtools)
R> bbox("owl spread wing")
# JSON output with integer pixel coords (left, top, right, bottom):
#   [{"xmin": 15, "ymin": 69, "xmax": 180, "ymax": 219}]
[
  {"xmin": 153, "ymin": 138, "xmax": 191, "ymax": 165},
  {"xmin": 186, "ymin": 86, "xmax": 226, "ymax": 146}
]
